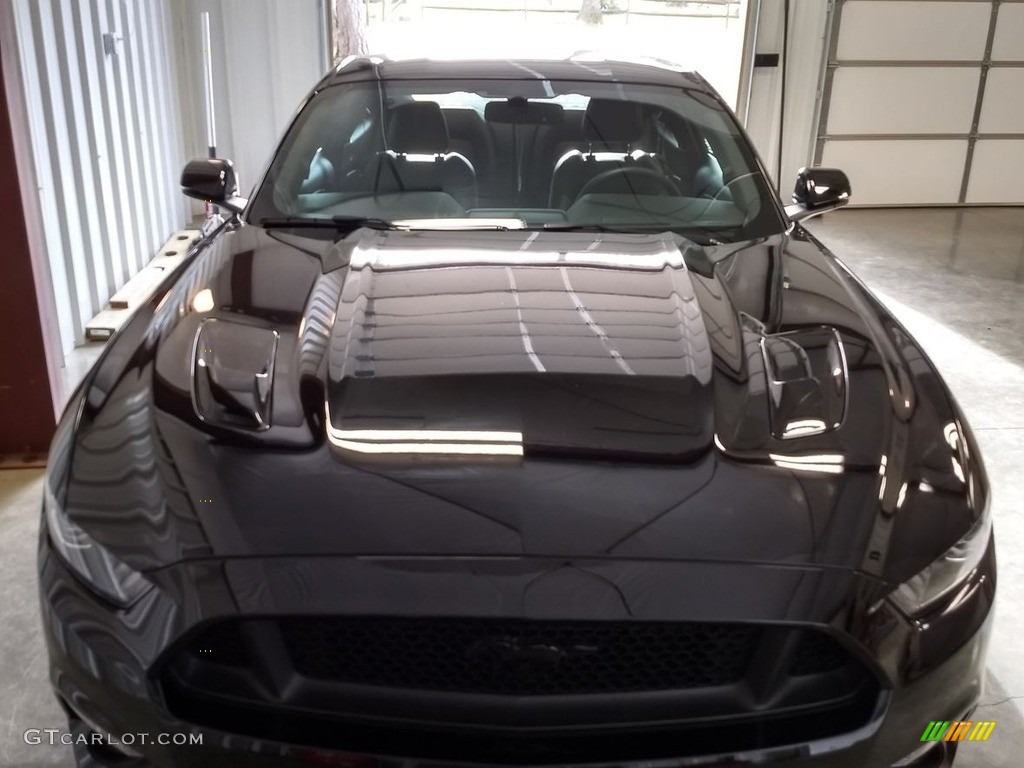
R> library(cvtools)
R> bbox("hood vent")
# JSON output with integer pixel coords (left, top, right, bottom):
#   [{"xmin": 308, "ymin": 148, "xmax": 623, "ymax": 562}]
[
  {"xmin": 192, "ymin": 319, "xmax": 279, "ymax": 430},
  {"xmin": 761, "ymin": 327, "xmax": 847, "ymax": 440}
]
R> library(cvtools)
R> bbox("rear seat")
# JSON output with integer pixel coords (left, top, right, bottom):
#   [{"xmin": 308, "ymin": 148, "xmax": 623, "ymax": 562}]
[
  {"xmin": 442, "ymin": 108, "xmax": 495, "ymax": 197},
  {"xmin": 472, "ymin": 108, "xmax": 591, "ymax": 209},
  {"xmin": 443, "ymin": 103, "xmax": 659, "ymax": 210}
]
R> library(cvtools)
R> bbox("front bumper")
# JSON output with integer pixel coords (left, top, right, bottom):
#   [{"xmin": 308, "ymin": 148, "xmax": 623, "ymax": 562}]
[{"xmin": 38, "ymin": 536, "xmax": 995, "ymax": 768}]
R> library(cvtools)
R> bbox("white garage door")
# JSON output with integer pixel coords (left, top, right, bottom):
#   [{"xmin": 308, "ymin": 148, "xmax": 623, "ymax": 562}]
[{"xmin": 813, "ymin": 0, "xmax": 1024, "ymax": 205}]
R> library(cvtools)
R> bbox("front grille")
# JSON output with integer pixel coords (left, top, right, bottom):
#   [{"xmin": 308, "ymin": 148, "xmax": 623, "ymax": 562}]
[
  {"xmin": 279, "ymin": 617, "xmax": 759, "ymax": 695},
  {"xmin": 162, "ymin": 617, "xmax": 883, "ymax": 764},
  {"xmin": 790, "ymin": 628, "xmax": 849, "ymax": 676},
  {"xmin": 192, "ymin": 620, "xmax": 251, "ymax": 668}
]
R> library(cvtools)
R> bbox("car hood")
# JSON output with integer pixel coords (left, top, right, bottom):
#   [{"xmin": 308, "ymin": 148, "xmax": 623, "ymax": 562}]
[
  {"xmin": 321, "ymin": 233, "xmax": 716, "ymax": 463},
  {"xmin": 64, "ymin": 224, "xmax": 977, "ymax": 585}
]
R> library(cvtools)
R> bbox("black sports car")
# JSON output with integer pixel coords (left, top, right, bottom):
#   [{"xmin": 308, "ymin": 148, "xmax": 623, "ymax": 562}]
[{"xmin": 40, "ymin": 57, "xmax": 994, "ymax": 768}]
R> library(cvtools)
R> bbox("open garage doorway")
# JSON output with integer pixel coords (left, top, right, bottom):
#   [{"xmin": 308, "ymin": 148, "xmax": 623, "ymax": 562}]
[{"xmin": 334, "ymin": 0, "xmax": 752, "ymax": 106}]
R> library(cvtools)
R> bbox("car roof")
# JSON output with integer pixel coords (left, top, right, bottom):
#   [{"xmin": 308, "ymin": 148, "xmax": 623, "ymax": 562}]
[{"xmin": 319, "ymin": 55, "xmax": 711, "ymax": 92}]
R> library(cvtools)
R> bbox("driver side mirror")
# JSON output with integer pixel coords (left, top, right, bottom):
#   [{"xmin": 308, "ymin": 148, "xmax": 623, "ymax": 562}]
[
  {"xmin": 785, "ymin": 167, "xmax": 851, "ymax": 223},
  {"xmin": 181, "ymin": 158, "xmax": 247, "ymax": 214}
]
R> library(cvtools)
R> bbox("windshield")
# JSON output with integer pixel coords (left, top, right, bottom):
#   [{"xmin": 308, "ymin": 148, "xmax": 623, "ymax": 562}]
[{"xmin": 248, "ymin": 77, "xmax": 785, "ymax": 243}]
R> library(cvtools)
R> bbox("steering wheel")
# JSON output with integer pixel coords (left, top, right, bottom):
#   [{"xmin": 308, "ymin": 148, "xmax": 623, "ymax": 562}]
[{"xmin": 574, "ymin": 166, "xmax": 683, "ymax": 202}]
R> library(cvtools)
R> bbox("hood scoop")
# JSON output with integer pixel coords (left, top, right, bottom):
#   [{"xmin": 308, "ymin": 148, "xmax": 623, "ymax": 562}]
[
  {"xmin": 192, "ymin": 318, "xmax": 279, "ymax": 430},
  {"xmin": 761, "ymin": 327, "xmax": 847, "ymax": 440}
]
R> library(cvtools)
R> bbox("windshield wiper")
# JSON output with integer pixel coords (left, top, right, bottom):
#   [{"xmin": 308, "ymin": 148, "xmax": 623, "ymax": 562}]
[
  {"xmin": 536, "ymin": 223, "xmax": 622, "ymax": 232},
  {"xmin": 260, "ymin": 216, "xmax": 522, "ymax": 233},
  {"xmin": 258, "ymin": 215, "xmax": 399, "ymax": 233}
]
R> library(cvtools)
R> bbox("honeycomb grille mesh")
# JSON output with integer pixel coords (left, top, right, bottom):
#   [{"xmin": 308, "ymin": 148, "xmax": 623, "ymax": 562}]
[
  {"xmin": 189, "ymin": 620, "xmax": 251, "ymax": 668},
  {"xmin": 789, "ymin": 630, "xmax": 849, "ymax": 676},
  {"xmin": 278, "ymin": 617, "xmax": 761, "ymax": 695}
]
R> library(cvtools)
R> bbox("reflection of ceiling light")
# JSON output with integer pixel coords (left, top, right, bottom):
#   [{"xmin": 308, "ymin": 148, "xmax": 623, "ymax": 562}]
[
  {"xmin": 896, "ymin": 482, "xmax": 908, "ymax": 509},
  {"xmin": 943, "ymin": 423, "xmax": 960, "ymax": 450},
  {"xmin": 336, "ymin": 427, "xmax": 522, "ymax": 442},
  {"xmin": 944, "ymin": 423, "xmax": 966, "ymax": 482},
  {"xmin": 192, "ymin": 289, "xmax": 214, "ymax": 313},
  {"xmin": 331, "ymin": 439, "xmax": 522, "ymax": 456},
  {"xmin": 877, "ymin": 453, "xmax": 889, "ymax": 500},
  {"xmin": 781, "ymin": 418, "xmax": 827, "ymax": 438},
  {"xmin": 769, "ymin": 452, "xmax": 844, "ymax": 474},
  {"xmin": 348, "ymin": 246, "xmax": 679, "ymax": 270},
  {"xmin": 325, "ymin": 404, "xmax": 523, "ymax": 456},
  {"xmin": 951, "ymin": 456, "xmax": 965, "ymax": 483}
]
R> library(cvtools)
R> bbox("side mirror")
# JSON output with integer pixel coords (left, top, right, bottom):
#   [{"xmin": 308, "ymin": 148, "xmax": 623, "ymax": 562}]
[
  {"xmin": 180, "ymin": 158, "xmax": 247, "ymax": 214},
  {"xmin": 785, "ymin": 167, "xmax": 851, "ymax": 223}
]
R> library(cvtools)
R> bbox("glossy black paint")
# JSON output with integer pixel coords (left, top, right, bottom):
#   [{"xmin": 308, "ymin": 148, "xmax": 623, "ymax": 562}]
[
  {"xmin": 40, "ymin": 58, "xmax": 994, "ymax": 768},
  {"xmin": 788, "ymin": 167, "xmax": 852, "ymax": 223},
  {"xmin": 180, "ymin": 157, "xmax": 247, "ymax": 213}
]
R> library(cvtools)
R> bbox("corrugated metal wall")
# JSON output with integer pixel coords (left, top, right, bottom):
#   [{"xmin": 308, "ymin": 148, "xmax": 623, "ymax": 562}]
[{"xmin": 12, "ymin": 0, "xmax": 188, "ymax": 354}]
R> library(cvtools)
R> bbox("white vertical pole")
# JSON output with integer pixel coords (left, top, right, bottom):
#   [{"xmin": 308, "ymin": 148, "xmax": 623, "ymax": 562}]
[
  {"xmin": 201, "ymin": 11, "xmax": 216, "ymax": 158},
  {"xmin": 200, "ymin": 11, "xmax": 217, "ymax": 218},
  {"xmin": 736, "ymin": 0, "xmax": 762, "ymax": 126}
]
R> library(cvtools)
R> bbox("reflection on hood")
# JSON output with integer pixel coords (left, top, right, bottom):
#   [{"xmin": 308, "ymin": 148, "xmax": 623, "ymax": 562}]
[{"xmin": 328, "ymin": 373, "xmax": 713, "ymax": 461}]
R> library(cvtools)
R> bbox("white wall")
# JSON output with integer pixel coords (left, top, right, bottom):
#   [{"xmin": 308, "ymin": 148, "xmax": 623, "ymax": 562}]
[
  {"xmin": 170, "ymin": 0, "xmax": 328, "ymax": 200},
  {"xmin": 742, "ymin": 0, "xmax": 830, "ymax": 193}
]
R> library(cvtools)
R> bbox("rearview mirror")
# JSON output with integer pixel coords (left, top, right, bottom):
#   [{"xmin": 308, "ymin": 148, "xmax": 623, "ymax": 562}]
[
  {"xmin": 785, "ymin": 167, "xmax": 851, "ymax": 223},
  {"xmin": 181, "ymin": 158, "xmax": 247, "ymax": 214},
  {"xmin": 485, "ymin": 98, "xmax": 563, "ymax": 126}
]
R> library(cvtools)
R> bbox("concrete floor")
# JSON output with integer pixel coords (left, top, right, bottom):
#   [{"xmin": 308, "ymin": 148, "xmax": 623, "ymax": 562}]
[
  {"xmin": 1, "ymin": 207, "xmax": 1022, "ymax": 767},
  {"xmin": 808, "ymin": 208, "xmax": 1024, "ymax": 767}
]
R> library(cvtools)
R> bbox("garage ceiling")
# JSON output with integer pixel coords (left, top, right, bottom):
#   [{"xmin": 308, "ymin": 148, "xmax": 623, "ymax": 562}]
[{"xmin": 814, "ymin": 0, "xmax": 1024, "ymax": 206}]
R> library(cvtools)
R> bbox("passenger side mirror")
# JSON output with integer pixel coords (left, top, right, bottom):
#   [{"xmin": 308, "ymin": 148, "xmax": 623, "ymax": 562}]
[
  {"xmin": 785, "ymin": 167, "xmax": 851, "ymax": 223},
  {"xmin": 181, "ymin": 158, "xmax": 247, "ymax": 214}
]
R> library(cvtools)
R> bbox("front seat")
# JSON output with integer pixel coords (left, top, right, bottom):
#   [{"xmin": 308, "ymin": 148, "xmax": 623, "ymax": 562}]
[
  {"xmin": 548, "ymin": 99, "xmax": 660, "ymax": 210},
  {"xmin": 370, "ymin": 102, "xmax": 478, "ymax": 209}
]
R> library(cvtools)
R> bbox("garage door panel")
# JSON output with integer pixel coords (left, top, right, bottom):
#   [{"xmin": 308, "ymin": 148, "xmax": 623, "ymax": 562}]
[
  {"xmin": 826, "ymin": 68, "xmax": 980, "ymax": 135},
  {"xmin": 992, "ymin": 4, "xmax": 1024, "ymax": 61},
  {"xmin": 837, "ymin": 1, "xmax": 990, "ymax": 61},
  {"xmin": 817, "ymin": 0, "xmax": 1022, "ymax": 205},
  {"xmin": 978, "ymin": 69, "xmax": 1024, "ymax": 133},
  {"xmin": 966, "ymin": 141, "xmax": 1024, "ymax": 203},
  {"xmin": 821, "ymin": 141, "xmax": 968, "ymax": 205}
]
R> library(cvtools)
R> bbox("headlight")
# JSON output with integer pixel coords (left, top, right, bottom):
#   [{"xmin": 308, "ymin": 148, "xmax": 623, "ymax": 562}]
[
  {"xmin": 889, "ymin": 512, "xmax": 992, "ymax": 616},
  {"xmin": 890, "ymin": 418, "xmax": 991, "ymax": 616},
  {"xmin": 43, "ymin": 482, "xmax": 152, "ymax": 608}
]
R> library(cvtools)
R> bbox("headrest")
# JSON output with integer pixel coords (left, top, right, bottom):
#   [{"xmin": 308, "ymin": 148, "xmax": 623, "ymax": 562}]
[
  {"xmin": 388, "ymin": 102, "xmax": 449, "ymax": 154},
  {"xmin": 583, "ymin": 99, "xmax": 645, "ymax": 144}
]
